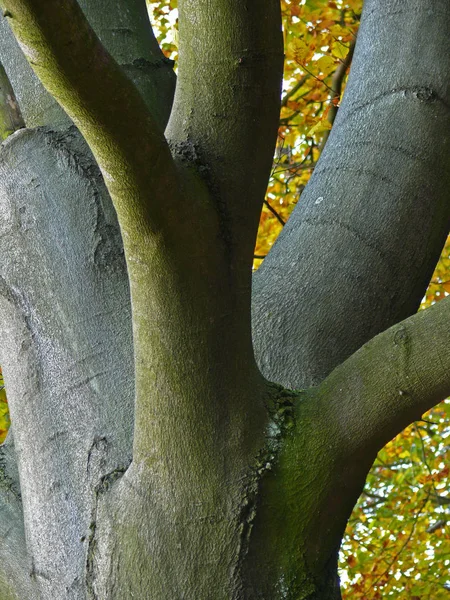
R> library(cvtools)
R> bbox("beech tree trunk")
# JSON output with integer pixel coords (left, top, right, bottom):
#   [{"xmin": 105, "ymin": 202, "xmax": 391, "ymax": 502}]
[{"xmin": 0, "ymin": 1, "xmax": 449, "ymax": 599}]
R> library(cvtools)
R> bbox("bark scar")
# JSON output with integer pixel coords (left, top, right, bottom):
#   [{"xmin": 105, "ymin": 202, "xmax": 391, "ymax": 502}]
[{"xmin": 86, "ymin": 462, "xmax": 130, "ymax": 598}]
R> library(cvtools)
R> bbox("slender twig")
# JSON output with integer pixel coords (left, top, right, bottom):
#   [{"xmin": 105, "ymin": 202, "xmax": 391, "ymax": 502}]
[
  {"xmin": 364, "ymin": 492, "xmax": 430, "ymax": 594},
  {"xmin": 319, "ymin": 35, "xmax": 357, "ymax": 150},
  {"xmin": 362, "ymin": 490, "xmax": 387, "ymax": 502},
  {"xmin": 375, "ymin": 456, "xmax": 413, "ymax": 469},
  {"xmin": 434, "ymin": 495, "xmax": 450, "ymax": 506},
  {"xmin": 281, "ymin": 74, "xmax": 309, "ymax": 108},
  {"xmin": 414, "ymin": 423, "xmax": 438, "ymax": 496},
  {"xmin": 280, "ymin": 87, "xmax": 315, "ymax": 124},
  {"xmin": 426, "ymin": 519, "xmax": 446, "ymax": 534},
  {"xmin": 264, "ymin": 199, "xmax": 286, "ymax": 226},
  {"xmin": 329, "ymin": 36, "xmax": 357, "ymax": 121},
  {"xmin": 297, "ymin": 64, "xmax": 335, "ymax": 94},
  {"xmin": 273, "ymin": 162, "xmax": 315, "ymax": 176},
  {"xmin": 418, "ymin": 418, "xmax": 440, "ymax": 426}
]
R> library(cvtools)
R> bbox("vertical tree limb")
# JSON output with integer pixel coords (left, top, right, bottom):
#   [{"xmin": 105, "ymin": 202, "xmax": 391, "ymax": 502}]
[
  {"xmin": 0, "ymin": 128, "xmax": 135, "ymax": 597},
  {"xmin": 166, "ymin": 0, "xmax": 284, "ymax": 267}
]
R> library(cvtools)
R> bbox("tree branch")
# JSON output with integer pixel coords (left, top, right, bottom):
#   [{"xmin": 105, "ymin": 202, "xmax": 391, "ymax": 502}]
[
  {"xmin": 0, "ymin": 434, "xmax": 33, "ymax": 600},
  {"xmin": 319, "ymin": 35, "xmax": 356, "ymax": 150},
  {"xmin": 264, "ymin": 199, "xmax": 286, "ymax": 226},
  {"xmin": 0, "ymin": 0, "xmax": 177, "ymax": 235},
  {"xmin": 77, "ymin": 0, "xmax": 176, "ymax": 130},
  {"xmin": 0, "ymin": 1, "xmax": 175, "ymax": 129},
  {"xmin": 252, "ymin": 0, "xmax": 450, "ymax": 389},
  {"xmin": 166, "ymin": 0, "xmax": 284, "ymax": 265},
  {"xmin": 318, "ymin": 297, "xmax": 450, "ymax": 457},
  {"xmin": 0, "ymin": 128, "xmax": 135, "ymax": 593},
  {"xmin": 329, "ymin": 38, "xmax": 356, "ymax": 119},
  {"xmin": 267, "ymin": 298, "xmax": 450, "ymax": 577},
  {"xmin": 281, "ymin": 74, "xmax": 309, "ymax": 108}
]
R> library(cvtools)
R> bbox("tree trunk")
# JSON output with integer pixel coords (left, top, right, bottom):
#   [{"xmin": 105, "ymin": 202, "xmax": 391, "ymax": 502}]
[{"xmin": 0, "ymin": 0, "xmax": 449, "ymax": 598}]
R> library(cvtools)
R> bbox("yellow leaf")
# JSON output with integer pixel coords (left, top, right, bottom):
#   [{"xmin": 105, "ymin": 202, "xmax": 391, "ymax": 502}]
[
  {"xmin": 287, "ymin": 39, "xmax": 310, "ymax": 63},
  {"xmin": 315, "ymin": 55, "xmax": 336, "ymax": 76},
  {"xmin": 331, "ymin": 43, "xmax": 349, "ymax": 60},
  {"xmin": 307, "ymin": 119, "xmax": 332, "ymax": 136}
]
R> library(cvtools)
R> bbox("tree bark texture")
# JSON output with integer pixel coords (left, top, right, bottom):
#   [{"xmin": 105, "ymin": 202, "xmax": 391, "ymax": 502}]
[
  {"xmin": 0, "ymin": 126, "xmax": 135, "ymax": 599},
  {"xmin": 0, "ymin": 0, "xmax": 449, "ymax": 598},
  {"xmin": 253, "ymin": 0, "xmax": 450, "ymax": 388}
]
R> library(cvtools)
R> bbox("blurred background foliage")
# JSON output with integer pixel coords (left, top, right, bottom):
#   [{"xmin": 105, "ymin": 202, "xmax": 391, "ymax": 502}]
[
  {"xmin": 0, "ymin": 0, "xmax": 448, "ymax": 596},
  {"xmin": 0, "ymin": 369, "xmax": 9, "ymax": 444}
]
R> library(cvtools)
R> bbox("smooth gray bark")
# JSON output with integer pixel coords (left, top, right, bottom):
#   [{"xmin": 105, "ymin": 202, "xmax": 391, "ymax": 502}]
[
  {"xmin": 0, "ymin": 127, "xmax": 134, "ymax": 598},
  {"xmin": 0, "ymin": 14, "xmax": 64, "ymax": 128},
  {"xmin": 0, "ymin": 61, "xmax": 24, "ymax": 139},
  {"xmin": 253, "ymin": 0, "xmax": 450, "ymax": 388},
  {"xmin": 0, "ymin": 3, "xmax": 176, "ymax": 593},
  {"xmin": 0, "ymin": 433, "xmax": 33, "ymax": 600},
  {"xmin": 0, "ymin": 2, "xmax": 175, "ymax": 129}
]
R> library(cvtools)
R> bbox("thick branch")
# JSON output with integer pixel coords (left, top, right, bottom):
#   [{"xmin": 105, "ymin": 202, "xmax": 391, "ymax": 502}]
[
  {"xmin": 0, "ymin": 434, "xmax": 33, "ymax": 600},
  {"xmin": 76, "ymin": 0, "xmax": 175, "ymax": 130},
  {"xmin": 253, "ymin": 0, "xmax": 450, "ymax": 388},
  {"xmin": 166, "ymin": 0, "xmax": 284, "ymax": 266},
  {"xmin": 0, "ymin": 1, "xmax": 175, "ymax": 129},
  {"xmin": 319, "ymin": 296, "xmax": 450, "ymax": 456},
  {"xmin": 0, "ymin": 128, "xmax": 134, "ymax": 596},
  {"xmin": 0, "ymin": 0, "xmax": 177, "ymax": 234},
  {"xmin": 241, "ymin": 298, "xmax": 450, "ymax": 594},
  {"xmin": 126, "ymin": 0, "xmax": 284, "ymax": 469}
]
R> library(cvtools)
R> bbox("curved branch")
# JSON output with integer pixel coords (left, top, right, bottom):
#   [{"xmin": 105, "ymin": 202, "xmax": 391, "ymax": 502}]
[
  {"xmin": 318, "ymin": 297, "xmax": 450, "ymax": 457},
  {"xmin": 252, "ymin": 0, "xmax": 450, "ymax": 389},
  {"xmin": 0, "ymin": 0, "xmax": 177, "ymax": 234},
  {"xmin": 0, "ymin": 1, "xmax": 175, "ymax": 129},
  {"xmin": 256, "ymin": 297, "xmax": 450, "ymax": 581}
]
